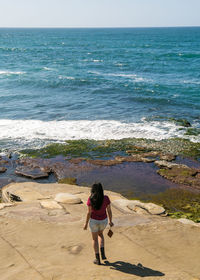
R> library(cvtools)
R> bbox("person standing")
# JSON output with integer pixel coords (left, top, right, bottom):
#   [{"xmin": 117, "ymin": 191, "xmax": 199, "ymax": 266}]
[{"xmin": 83, "ymin": 183, "xmax": 114, "ymax": 265}]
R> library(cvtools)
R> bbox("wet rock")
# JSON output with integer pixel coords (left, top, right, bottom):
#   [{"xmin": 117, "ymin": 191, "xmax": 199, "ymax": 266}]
[
  {"xmin": 58, "ymin": 177, "xmax": 77, "ymax": 185},
  {"xmin": 115, "ymin": 155, "xmax": 144, "ymax": 162},
  {"xmin": 126, "ymin": 145, "xmax": 150, "ymax": 153},
  {"xmin": 0, "ymin": 167, "xmax": 7, "ymax": 173},
  {"xmin": 51, "ymin": 162, "xmax": 69, "ymax": 180},
  {"xmin": 157, "ymin": 166, "xmax": 200, "ymax": 189},
  {"xmin": 160, "ymin": 154, "xmax": 176, "ymax": 161},
  {"xmin": 15, "ymin": 166, "xmax": 49, "ymax": 179},
  {"xmin": 69, "ymin": 158, "xmax": 85, "ymax": 164},
  {"xmin": 17, "ymin": 158, "xmax": 52, "ymax": 173},
  {"xmin": 154, "ymin": 160, "xmax": 187, "ymax": 169},
  {"xmin": 141, "ymin": 158, "xmax": 155, "ymax": 163},
  {"xmin": 140, "ymin": 151, "xmax": 160, "ymax": 158},
  {"xmin": 54, "ymin": 193, "xmax": 82, "ymax": 204},
  {"xmin": 170, "ymin": 118, "xmax": 191, "ymax": 127},
  {"xmin": 40, "ymin": 200, "xmax": 63, "ymax": 210}
]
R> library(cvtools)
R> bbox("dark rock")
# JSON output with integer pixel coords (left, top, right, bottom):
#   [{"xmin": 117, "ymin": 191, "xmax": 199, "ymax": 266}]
[
  {"xmin": 157, "ymin": 166, "xmax": 200, "ymax": 189},
  {"xmin": 160, "ymin": 154, "xmax": 176, "ymax": 161},
  {"xmin": 0, "ymin": 167, "xmax": 7, "ymax": 173},
  {"xmin": 7, "ymin": 191, "xmax": 22, "ymax": 202},
  {"xmin": 69, "ymin": 158, "xmax": 84, "ymax": 164},
  {"xmin": 170, "ymin": 118, "xmax": 191, "ymax": 127},
  {"xmin": 51, "ymin": 162, "xmax": 69, "ymax": 180},
  {"xmin": 17, "ymin": 158, "xmax": 52, "ymax": 173},
  {"xmin": 15, "ymin": 166, "xmax": 49, "ymax": 179},
  {"xmin": 115, "ymin": 155, "xmax": 143, "ymax": 162}
]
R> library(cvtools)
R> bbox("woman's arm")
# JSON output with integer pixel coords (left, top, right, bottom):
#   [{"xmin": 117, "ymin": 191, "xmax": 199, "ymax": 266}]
[
  {"xmin": 107, "ymin": 204, "xmax": 114, "ymax": 227},
  {"xmin": 83, "ymin": 206, "xmax": 92, "ymax": 230}
]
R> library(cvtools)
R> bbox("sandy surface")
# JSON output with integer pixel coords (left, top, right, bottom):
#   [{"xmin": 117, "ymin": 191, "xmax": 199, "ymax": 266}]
[{"xmin": 0, "ymin": 182, "xmax": 200, "ymax": 280}]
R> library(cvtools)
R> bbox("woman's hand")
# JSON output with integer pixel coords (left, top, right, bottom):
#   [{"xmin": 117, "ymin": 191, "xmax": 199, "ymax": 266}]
[
  {"xmin": 109, "ymin": 222, "xmax": 114, "ymax": 227},
  {"xmin": 83, "ymin": 224, "xmax": 88, "ymax": 230}
]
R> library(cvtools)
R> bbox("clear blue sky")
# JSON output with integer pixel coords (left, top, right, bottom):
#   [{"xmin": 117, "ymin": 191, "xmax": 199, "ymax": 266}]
[{"xmin": 0, "ymin": 0, "xmax": 200, "ymax": 28}]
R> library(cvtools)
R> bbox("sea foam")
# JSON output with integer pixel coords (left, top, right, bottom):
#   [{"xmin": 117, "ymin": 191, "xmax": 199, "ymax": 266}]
[
  {"xmin": 0, "ymin": 119, "xmax": 198, "ymax": 149},
  {"xmin": 0, "ymin": 70, "xmax": 25, "ymax": 75}
]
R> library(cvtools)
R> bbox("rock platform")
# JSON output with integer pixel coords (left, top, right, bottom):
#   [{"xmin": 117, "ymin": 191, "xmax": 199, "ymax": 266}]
[{"xmin": 0, "ymin": 182, "xmax": 200, "ymax": 280}]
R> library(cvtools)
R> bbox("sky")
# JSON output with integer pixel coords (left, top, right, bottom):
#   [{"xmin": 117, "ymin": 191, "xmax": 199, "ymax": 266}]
[{"xmin": 0, "ymin": 0, "xmax": 200, "ymax": 28}]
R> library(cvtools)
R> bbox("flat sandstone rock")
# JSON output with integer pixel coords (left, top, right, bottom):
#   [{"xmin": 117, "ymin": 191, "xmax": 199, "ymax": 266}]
[
  {"xmin": 0, "ymin": 203, "xmax": 14, "ymax": 210},
  {"xmin": 55, "ymin": 193, "xmax": 82, "ymax": 204},
  {"xmin": 113, "ymin": 199, "xmax": 165, "ymax": 215},
  {"xmin": 40, "ymin": 200, "xmax": 63, "ymax": 210}
]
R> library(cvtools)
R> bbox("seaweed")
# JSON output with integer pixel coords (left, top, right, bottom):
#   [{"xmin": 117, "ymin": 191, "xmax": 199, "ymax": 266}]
[
  {"xmin": 140, "ymin": 188, "xmax": 200, "ymax": 223},
  {"xmin": 19, "ymin": 137, "xmax": 200, "ymax": 161}
]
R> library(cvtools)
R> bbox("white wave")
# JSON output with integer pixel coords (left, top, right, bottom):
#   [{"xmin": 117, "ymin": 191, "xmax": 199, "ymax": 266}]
[
  {"xmin": 93, "ymin": 59, "xmax": 103, "ymax": 62},
  {"xmin": 88, "ymin": 71, "xmax": 150, "ymax": 83},
  {"xmin": 43, "ymin": 67, "xmax": 54, "ymax": 71},
  {"xmin": 183, "ymin": 79, "xmax": 200, "ymax": 85},
  {"xmin": 0, "ymin": 70, "xmax": 25, "ymax": 75},
  {"xmin": 0, "ymin": 119, "xmax": 198, "ymax": 149},
  {"xmin": 58, "ymin": 75, "xmax": 75, "ymax": 80}
]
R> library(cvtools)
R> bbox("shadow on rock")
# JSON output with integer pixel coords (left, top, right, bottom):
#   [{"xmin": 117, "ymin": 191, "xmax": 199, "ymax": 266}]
[{"xmin": 103, "ymin": 261, "xmax": 165, "ymax": 277}]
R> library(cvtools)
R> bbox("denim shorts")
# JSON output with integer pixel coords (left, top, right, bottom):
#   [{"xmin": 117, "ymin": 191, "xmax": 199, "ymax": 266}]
[{"xmin": 89, "ymin": 218, "xmax": 108, "ymax": 233}]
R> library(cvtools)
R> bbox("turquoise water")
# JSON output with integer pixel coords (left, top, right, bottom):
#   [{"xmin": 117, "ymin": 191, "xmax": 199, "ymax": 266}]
[{"xmin": 0, "ymin": 27, "xmax": 200, "ymax": 149}]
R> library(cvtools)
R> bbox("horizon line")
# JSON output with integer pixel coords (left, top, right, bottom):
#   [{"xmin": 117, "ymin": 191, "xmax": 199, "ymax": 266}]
[{"xmin": 0, "ymin": 25, "xmax": 200, "ymax": 29}]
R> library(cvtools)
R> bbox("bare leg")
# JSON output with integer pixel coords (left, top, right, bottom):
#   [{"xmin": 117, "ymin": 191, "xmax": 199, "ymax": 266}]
[
  {"xmin": 91, "ymin": 232, "xmax": 101, "ymax": 264},
  {"xmin": 98, "ymin": 230, "xmax": 106, "ymax": 260},
  {"xmin": 92, "ymin": 232, "xmax": 99, "ymax": 254},
  {"xmin": 98, "ymin": 230, "xmax": 104, "ymax": 248}
]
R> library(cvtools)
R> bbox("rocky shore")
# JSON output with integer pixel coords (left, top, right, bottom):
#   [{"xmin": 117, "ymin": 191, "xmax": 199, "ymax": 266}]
[
  {"xmin": 1, "ymin": 137, "xmax": 200, "ymax": 222},
  {"xmin": 0, "ymin": 181, "xmax": 200, "ymax": 280}
]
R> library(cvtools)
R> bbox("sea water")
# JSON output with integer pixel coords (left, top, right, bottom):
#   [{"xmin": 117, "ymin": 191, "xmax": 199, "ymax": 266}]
[{"xmin": 0, "ymin": 27, "xmax": 199, "ymax": 150}]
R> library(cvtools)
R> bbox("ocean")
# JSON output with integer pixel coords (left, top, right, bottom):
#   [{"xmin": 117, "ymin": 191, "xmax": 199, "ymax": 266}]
[{"xmin": 0, "ymin": 27, "xmax": 200, "ymax": 151}]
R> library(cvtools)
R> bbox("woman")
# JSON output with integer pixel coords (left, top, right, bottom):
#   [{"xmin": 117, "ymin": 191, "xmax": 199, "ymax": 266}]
[{"xmin": 83, "ymin": 183, "xmax": 114, "ymax": 265}]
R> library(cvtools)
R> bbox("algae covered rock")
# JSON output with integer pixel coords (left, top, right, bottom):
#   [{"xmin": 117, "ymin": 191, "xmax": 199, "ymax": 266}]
[
  {"xmin": 154, "ymin": 160, "xmax": 186, "ymax": 169},
  {"xmin": 55, "ymin": 193, "xmax": 82, "ymax": 204},
  {"xmin": 157, "ymin": 166, "xmax": 200, "ymax": 189},
  {"xmin": 58, "ymin": 177, "xmax": 77, "ymax": 185},
  {"xmin": 159, "ymin": 154, "xmax": 176, "ymax": 161}
]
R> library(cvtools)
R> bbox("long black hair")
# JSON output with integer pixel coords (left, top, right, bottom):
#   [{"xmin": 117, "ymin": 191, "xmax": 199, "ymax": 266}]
[{"xmin": 90, "ymin": 183, "xmax": 104, "ymax": 210}]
